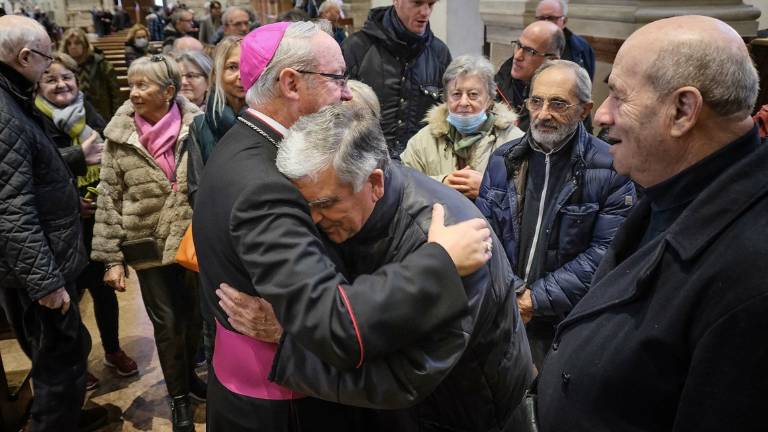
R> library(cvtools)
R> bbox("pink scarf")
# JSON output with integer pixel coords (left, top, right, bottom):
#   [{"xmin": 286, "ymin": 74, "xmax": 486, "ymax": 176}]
[{"xmin": 135, "ymin": 103, "xmax": 182, "ymax": 188}]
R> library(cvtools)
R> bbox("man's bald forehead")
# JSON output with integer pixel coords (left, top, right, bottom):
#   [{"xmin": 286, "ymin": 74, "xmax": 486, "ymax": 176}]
[
  {"xmin": 523, "ymin": 20, "xmax": 561, "ymax": 40},
  {"xmin": 627, "ymin": 15, "xmax": 743, "ymax": 52}
]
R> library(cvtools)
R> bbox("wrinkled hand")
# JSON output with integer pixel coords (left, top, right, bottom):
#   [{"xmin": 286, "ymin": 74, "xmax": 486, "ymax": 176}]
[
  {"xmin": 427, "ymin": 203, "xmax": 492, "ymax": 276},
  {"xmin": 443, "ymin": 167, "xmax": 483, "ymax": 200},
  {"xmin": 80, "ymin": 197, "xmax": 97, "ymax": 219},
  {"xmin": 217, "ymin": 283, "xmax": 283, "ymax": 343},
  {"xmin": 38, "ymin": 287, "xmax": 71, "ymax": 315},
  {"xmin": 104, "ymin": 264, "xmax": 126, "ymax": 292},
  {"xmin": 517, "ymin": 289, "xmax": 534, "ymax": 324},
  {"xmin": 81, "ymin": 132, "xmax": 104, "ymax": 166}
]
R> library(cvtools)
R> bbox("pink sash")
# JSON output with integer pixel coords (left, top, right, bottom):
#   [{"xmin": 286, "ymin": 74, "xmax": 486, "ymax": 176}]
[{"xmin": 212, "ymin": 320, "xmax": 305, "ymax": 400}]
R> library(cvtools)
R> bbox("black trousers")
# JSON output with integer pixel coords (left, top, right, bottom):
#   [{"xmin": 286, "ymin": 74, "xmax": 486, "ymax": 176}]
[
  {"xmin": 526, "ymin": 318, "xmax": 557, "ymax": 371},
  {"xmin": 206, "ymin": 369, "xmax": 356, "ymax": 432},
  {"xmin": 135, "ymin": 264, "xmax": 201, "ymax": 397},
  {"xmin": 0, "ymin": 281, "xmax": 91, "ymax": 432},
  {"xmin": 77, "ymin": 216, "xmax": 121, "ymax": 354}
]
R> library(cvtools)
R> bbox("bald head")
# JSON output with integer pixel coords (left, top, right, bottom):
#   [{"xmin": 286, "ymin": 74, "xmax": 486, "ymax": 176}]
[
  {"xmin": 0, "ymin": 15, "xmax": 51, "ymax": 82},
  {"xmin": 173, "ymin": 36, "xmax": 204, "ymax": 53},
  {"xmin": 511, "ymin": 20, "xmax": 565, "ymax": 82},
  {"xmin": 620, "ymin": 15, "xmax": 757, "ymax": 118}
]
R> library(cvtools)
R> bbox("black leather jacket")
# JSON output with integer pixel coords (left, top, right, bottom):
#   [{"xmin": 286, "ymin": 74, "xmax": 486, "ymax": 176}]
[
  {"xmin": 0, "ymin": 62, "xmax": 86, "ymax": 303},
  {"xmin": 271, "ymin": 164, "xmax": 534, "ymax": 432},
  {"xmin": 342, "ymin": 7, "xmax": 451, "ymax": 158}
]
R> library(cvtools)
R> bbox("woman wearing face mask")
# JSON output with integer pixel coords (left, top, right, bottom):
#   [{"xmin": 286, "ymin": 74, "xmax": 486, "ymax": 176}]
[
  {"xmin": 125, "ymin": 24, "xmax": 151, "ymax": 67},
  {"xmin": 402, "ymin": 55, "xmax": 524, "ymax": 200},
  {"xmin": 34, "ymin": 53, "xmax": 139, "ymax": 390},
  {"xmin": 176, "ymin": 50, "xmax": 212, "ymax": 110},
  {"xmin": 60, "ymin": 27, "xmax": 126, "ymax": 120}
]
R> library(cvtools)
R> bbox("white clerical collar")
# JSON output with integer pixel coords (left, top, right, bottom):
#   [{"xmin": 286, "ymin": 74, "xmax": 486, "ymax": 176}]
[{"xmin": 247, "ymin": 108, "xmax": 289, "ymax": 137}]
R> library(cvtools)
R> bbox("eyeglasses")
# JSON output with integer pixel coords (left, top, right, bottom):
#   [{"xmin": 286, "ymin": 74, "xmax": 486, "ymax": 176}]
[
  {"xmin": 525, "ymin": 96, "xmax": 579, "ymax": 114},
  {"xmin": 535, "ymin": 15, "xmax": 564, "ymax": 22},
  {"xmin": 512, "ymin": 41, "xmax": 557, "ymax": 58},
  {"xmin": 295, "ymin": 70, "xmax": 349, "ymax": 86},
  {"xmin": 28, "ymin": 48, "xmax": 53, "ymax": 65},
  {"xmin": 181, "ymin": 72, "xmax": 206, "ymax": 80}
]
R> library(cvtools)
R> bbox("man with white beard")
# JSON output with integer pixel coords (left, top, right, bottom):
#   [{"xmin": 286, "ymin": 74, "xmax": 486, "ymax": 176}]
[{"xmin": 476, "ymin": 60, "xmax": 636, "ymax": 370}]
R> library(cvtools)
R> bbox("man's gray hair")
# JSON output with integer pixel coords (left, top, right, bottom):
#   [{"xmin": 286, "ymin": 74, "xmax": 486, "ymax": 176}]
[
  {"xmin": 277, "ymin": 104, "xmax": 391, "ymax": 191},
  {"xmin": 318, "ymin": 1, "xmax": 340, "ymax": 15},
  {"xmin": 222, "ymin": 6, "xmax": 249, "ymax": 25},
  {"xmin": 0, "ymin": 16, "xmax": 47, "ymax": 62},
  {"xmin": 245, "ymin": 21, "xmax": 320, "ymax": 107},
  {"xmin": 549, "ymin": 27, "xmax": 566, "ymax": 57},
  {"xmin": 531, "ymin": 60, "xmax": 591, "ymax": 103},
  {"xmin": 538, "ymin": 0, "xmax": 568, "ymax": 17},
  {"xmin": 171, "ymin": 8, "xmax": 192, "ymax": 25},
  {"xmin": 647, "ymin": 39, "xmax": 759, "ymax": 117},
  {"xmin": 442, "ymin": 54, "xmax": 497, "ymax": 102}
]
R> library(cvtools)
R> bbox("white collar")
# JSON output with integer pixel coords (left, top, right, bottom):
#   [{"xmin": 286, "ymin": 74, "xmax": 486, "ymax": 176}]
[{"xmin": 247, "ymin": 108, "xmax": 289, "ymax": 137}]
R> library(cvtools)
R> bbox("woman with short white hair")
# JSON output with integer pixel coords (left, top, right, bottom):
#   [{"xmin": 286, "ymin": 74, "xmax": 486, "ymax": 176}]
[{"xmin": 402, "ymin": 54, "xmax": 524, "ymax": 200}]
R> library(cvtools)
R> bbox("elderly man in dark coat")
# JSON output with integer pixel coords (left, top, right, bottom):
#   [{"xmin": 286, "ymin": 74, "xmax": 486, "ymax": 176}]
[
  {"xmin": 0, "ymin": 16, "xmax": 93, "ymax": 431},
  {"xmin": 220, "ymin": 102, "xmax": 534, "ymax": 432},
  {"xmin": 193, "ymin": 22, "xmax": 492, "ymax": 432},
  {"xmin": 537, "ymin": 15, "xmax": 768, "ymax": 432}
]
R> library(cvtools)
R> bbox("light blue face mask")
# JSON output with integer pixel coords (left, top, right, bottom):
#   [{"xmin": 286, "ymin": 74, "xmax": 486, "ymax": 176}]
[{"xmin": 447, "ymin": 111, "xmax": 488, "ymax": 135}]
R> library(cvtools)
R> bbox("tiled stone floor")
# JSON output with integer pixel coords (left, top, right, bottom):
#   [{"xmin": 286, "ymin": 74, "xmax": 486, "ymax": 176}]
[{"xmin": 0, "ymin": 269, "xmax": 207, "ymax": 431}]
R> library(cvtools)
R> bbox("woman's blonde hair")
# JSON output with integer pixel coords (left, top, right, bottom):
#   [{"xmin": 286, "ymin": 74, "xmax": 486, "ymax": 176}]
[
  {"xmin": 126, "ymin": 24, "xmax": 149, "ymax": 45},
  {"xmin": 60, "ymin": 27, "xmax": 93, "ymax": 58},
  {"xmin": 127, "ymin": 55, "xmax": 181, "ymax": 100},
  {"xmin": 210, "ymin": 35, "xmax": 242, "ymax": 123}
]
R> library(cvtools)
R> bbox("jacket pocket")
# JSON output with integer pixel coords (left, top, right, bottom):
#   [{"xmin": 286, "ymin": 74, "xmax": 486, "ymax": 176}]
[{"xmin": 557, "ymin": 203, "xmax": 599, "ymax": 263}]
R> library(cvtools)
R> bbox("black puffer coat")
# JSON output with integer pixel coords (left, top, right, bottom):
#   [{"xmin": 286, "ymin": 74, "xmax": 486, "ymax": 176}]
[
  {"xmin": 342, "ymin": 7, "xmax": 451, "ymax": 158},
  {"xmin": 0, "ymin": 62, "xmax": 86, "ymax": 303},
  {"xmin": 271, "ymin": 164, "xmax": 534, "ymax": 432}
]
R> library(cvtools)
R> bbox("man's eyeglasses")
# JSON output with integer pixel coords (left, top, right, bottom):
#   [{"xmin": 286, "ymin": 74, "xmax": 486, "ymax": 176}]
[
  {"xmin": 28, "ymin": 48, "xmax": 53, "ymax": 65},
  {"xmin": 512, "ymin": 40, "xmax": 557, "ymax": 58},
  {"xmin": 525, "ymin": 96, "xmax": 579, "ymax": 114},
  {"xmin": 295, "ymin": 70, "xmax": 349, "ymax": 86},
  {"xmin": 535, "ymin": 15, "xmax": 564, "ymax": 23}
]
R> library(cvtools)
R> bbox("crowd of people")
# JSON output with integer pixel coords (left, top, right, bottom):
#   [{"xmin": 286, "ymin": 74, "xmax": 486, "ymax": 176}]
[{"xmin": 0, "ymin": 1, "xmax": 767, "ymax": 432}]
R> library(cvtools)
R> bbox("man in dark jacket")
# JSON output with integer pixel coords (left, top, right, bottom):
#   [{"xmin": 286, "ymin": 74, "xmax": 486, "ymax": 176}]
[
  {"xmin": 194, "ymin": 22, "xmax": 491, "ymax": 431},
  {"xmin": 220, "ymin": 104, "xmax": 534, "ymax": 432},
  {"xmin": 342, "ymin": 1, "xmax": 451, "ymax": 158},
  {"xmin": 494, "ymin": 20, "xmax": 563, "ymax": 132},
  {"xmin": 0, "ymin": 16, "xmax": 93, "ymax": 431},
  {"xmin": 477, "ymin": 60, "xmax": 635, "ymax": 369},
  {"xmin": 537, "ymin": 16, "xmax": 768, "ymax": 432},
  {"xmin": 534, "ymin": 0, "xmax": 595, "ymax": 81},
  {"xmin": 162, "ymin": 8, "xmax": 195, "ymax": 52}
]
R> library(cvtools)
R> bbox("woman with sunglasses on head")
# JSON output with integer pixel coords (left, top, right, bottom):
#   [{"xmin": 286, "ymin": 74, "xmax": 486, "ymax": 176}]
[
  {"xmin": 90, "ymin": 55, "xmax": 204, "ymax": 432},
  {"xmin": 60, "ymin": 27, "xmax": 125, "ymax": 120},
  {"xmin": 34, "ymin": 52, "xmax": 139, "ymax": 391},
  {"xmin": 401, "ymin": 55, "xmax": 524, "ymax": 200}
]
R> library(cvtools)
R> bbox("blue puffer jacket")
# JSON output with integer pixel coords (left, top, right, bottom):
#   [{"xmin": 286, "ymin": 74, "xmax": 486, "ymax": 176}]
[
  {"xmin": 476, "ymin": 125, "xmax": 635, "ymax": 318},
  {"xmin": 564, "ymin": 28, "xmax": 595, "ymax": 81}
]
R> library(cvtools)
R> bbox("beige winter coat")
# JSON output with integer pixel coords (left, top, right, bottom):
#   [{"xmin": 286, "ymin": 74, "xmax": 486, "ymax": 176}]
[
  {"xmin": 91, "ymin": 97, "xmax": 201, "ymax": 270},
  {"xmin": 401, "ymin": 102, "xmax": 524, "ymax": 181}
]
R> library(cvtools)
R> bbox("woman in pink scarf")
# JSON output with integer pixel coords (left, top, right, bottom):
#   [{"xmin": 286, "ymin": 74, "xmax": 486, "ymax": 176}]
[{"xmin": 90, "ymin": 55, "xmax": 203, "ymax": 432}]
